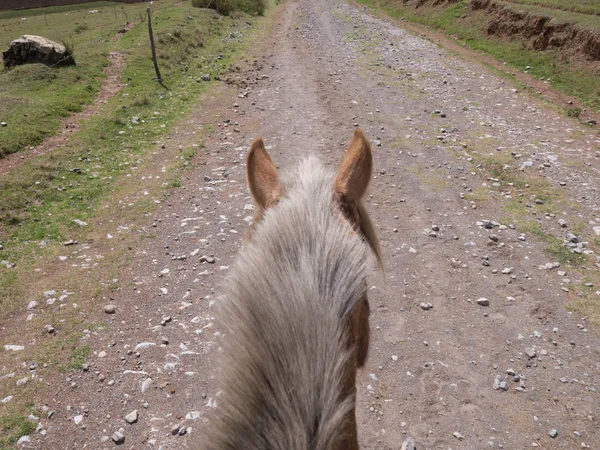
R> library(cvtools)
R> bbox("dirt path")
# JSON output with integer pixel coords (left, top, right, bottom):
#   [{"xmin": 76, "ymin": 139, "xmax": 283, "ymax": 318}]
[{"xmin": 7, "ymin": 0, "xmax": 600, "ymax": 448}]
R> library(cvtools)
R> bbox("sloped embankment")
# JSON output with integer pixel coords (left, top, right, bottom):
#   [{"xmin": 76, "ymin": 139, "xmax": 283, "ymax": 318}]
[{"xmin": 473, "ymin": 0, "xmax": 600, "ymax": 63}]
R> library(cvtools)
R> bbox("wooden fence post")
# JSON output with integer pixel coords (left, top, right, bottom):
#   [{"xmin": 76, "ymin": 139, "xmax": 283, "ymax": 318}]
[{"xmin": 146, "ymin": 7, "xmax": 162, "ymax": 82}]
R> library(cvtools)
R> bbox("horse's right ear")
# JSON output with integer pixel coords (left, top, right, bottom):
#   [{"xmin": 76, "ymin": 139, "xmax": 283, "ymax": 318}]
[
  {"xmin": 334, "ymin": 128, "xmax": 372, "ymax": 201},
  {"xmin": 246, "ymin": 138, "xmax": 281, "ymax": 209}
]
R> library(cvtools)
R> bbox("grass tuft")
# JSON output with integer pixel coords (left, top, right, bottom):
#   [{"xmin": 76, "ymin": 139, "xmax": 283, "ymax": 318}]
[{"xmin": 0, "ymin": 414, "xmax": 36, "ymax": 447}]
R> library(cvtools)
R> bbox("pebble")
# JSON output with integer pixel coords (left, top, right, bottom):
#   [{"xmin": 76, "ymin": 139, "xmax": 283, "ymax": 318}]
[
  {"xmin": 453, "ymin": 431, "xmax": 464, "ymax": 440},
  {"xmin": 124, "ymin": 410, "xmax": 138, "ymax": 424},
  {"xmin": 419, "ymin": 302, "xmax": 433, "ymax": 310},
  {"xmin": 201, "ymin": 74, "xmax": 211, "ymax": 81},
  {"xmin": 525, "ymin": 347, "xmax": 537, "ymax": 359},
  {"xmin": 549, "ymin": 429, "xmax": 559, "ymax": 438},
  {"xmin": 1, "ymin": 122, "xmax": 6, "ymax": 127},
  {"xmin": 200, "ymin": 255, "xmax": 216, "ymax": 264},
  {"xmin": 476, "ymin": 297, "xmax": 490, "ymax": 306},
  {"xmin": 141, "ymin": 378, "xmax": 153, "ymax": 393},
  {"xmin": 558, "ymin": 219, "xmax": 567, "ymax": 227},
  {"xmin": 104, "ymin": 304, "xmax": 116, "ymax": 314},
  {"xmin": 112, "ymin": 430, "xmax": 125, "ymax": 445}
]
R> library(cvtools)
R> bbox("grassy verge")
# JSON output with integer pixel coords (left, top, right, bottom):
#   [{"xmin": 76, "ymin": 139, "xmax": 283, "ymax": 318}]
[
  {"xmin": 355, "ymin": 0, "xmax": 600, "ymax": 112},
  {"xmin": 0, "ymin": 0, "xmax": 276, "ymax": 441}
]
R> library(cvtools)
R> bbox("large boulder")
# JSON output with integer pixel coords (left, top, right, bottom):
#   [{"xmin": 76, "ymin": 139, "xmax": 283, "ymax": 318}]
[{"xmin": 2, "ymin": 35, "xmax": 74, "ymax": 69}]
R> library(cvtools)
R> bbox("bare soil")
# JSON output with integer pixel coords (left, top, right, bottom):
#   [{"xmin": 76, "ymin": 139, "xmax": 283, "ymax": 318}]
[{"xmin": 3, "ymin": 0, "xmax": 600, "ymax": 449}]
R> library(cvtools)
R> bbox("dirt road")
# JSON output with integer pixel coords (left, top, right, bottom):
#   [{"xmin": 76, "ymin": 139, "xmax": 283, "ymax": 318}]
[{"xmin": 12, "ymin": 0, "xmax": 600, "ymax": 448}]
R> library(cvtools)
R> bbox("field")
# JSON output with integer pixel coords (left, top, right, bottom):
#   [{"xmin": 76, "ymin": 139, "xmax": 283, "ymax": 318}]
[
  {"xmin": 503, "ymin": 0, "xmax": 600, "ymax": 16},
  {"xmin": 0, "ymin": 0, "xmax": 143, "ymax": 12}
]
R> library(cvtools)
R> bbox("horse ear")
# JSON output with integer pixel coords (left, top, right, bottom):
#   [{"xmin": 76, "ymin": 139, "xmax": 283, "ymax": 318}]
[
  {"xmin": 246, "ymin": 137, "xmax": 281, "ymax": 209},
  {"xmin": 334, "ymin": 128, "xmax": 372, "ymax": 200}
]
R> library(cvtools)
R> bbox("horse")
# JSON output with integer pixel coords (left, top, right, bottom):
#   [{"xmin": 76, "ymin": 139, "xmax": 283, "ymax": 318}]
[{"xmin": 201, "ymin": 128, "xmax": 381, "ymax": 450}]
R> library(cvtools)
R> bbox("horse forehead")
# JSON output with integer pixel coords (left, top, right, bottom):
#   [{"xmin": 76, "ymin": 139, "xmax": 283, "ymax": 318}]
[{"xmin": 281, "ymin": 156, "xmax": 334, "ymax": 193}]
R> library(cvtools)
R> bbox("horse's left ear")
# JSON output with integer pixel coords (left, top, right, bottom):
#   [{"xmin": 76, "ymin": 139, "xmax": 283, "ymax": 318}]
[
  {"xmin": 246, "ymin": 137, "xmax": 281, "ymax": 209},
  {"xmin": 334, "ymin": 128, "xmax": 372, "ymax": 201}
]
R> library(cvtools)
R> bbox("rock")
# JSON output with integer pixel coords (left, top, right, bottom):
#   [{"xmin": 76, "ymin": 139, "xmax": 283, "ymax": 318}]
[
  {"xmin": 201, "ymin": 74, "xmax": 211, "ymax": 81},
  {"xmin": 501, "ymin": 267, "xmax": 513, "ymax": 274},
  {"xmin": 549, "ymin": 429, "xmax": 558, "ymax": 438},
  {"xmin": 566, "ymin": 233, "xmax": 579, "ymax": 243},
  {"xmin": 141, "ymin": 378, "xmax": 153, "ymax": 394},
  {"xmin": 2, "ymin": 35, "xmax": 74, "ymax": 69},
  {"xmin": 73, "ymin": 414, "xmax": 83, "ymax": 425},
  {"xmin": 112, "ymin": 430, "xmax": 125, "ymax": 445},
  {"xmin": 73, "ymin": 219, "xmax": 88, "ymax": 226},
  {"xmin": 0, "ymin": 122, "xmax": 6, "ymax": 127},
  {"xmin": 4, "ymin": 345, "xmax": 24, "ymax": 351},
  {"xmin": 558, "ymin": 219, "xmax": 567, "ymax": 228},
  {"xmin": 593, "ymin": 226, "xmax": 600, "ymax": 236},
  {"xmin": 104, "ymin": 304, "xmax": 116, "ymax": 314},
  {"xmin": 525, "ymin": 347, "xmax": 537, "ymax": 359},
  {"xmin": 476, "ymin": 297, "xmax": 490, "ymax": 306},
  {"xmin": 124, "ymin": 410, "xmax": 138, "ymax": 424},
  {"xmin": 16, "ymin": 435, "xmax": 31, "ymax": 445},
  {"xmin": 419, "ymin": 302, "xmax": 433, "ymax": 310},
  {"xmin": 200, "ymin": 255, "xmax": 215, "ymax": 264},
  {"xmin": 452, "ymin": 431, "xmax": 464, "ymax": 440},
  {"xmin": 401, "ymin": 437, "xmax": 415, "ymax": 450}
]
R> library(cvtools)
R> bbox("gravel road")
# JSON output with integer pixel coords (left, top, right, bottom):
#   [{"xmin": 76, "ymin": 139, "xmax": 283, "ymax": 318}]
[{"xmin": 11, "ymin": 0, "xmax": 600, "ymax": 448}]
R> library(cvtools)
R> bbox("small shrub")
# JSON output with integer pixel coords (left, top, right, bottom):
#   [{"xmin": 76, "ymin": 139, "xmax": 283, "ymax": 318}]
[
  {"xmin": 74, "ymin": 24, "xmax": 89, "ymax": 34},
  {"xmin": 566, "ymin": 107, "xmax": 581, "ymax": 118}
]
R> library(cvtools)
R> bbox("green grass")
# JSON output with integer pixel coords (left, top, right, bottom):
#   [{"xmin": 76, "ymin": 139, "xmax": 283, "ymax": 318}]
[
  {"xmin": 0, "ymin": 0, "xmax": 150, "ymax": 157},
  {"xmin": 544, "ymin": 238, "xmax": 587, "ymax": 266},
  {"xmin": 0, "ymin": 413, "xmax": 36, "ymax": 448},
  {"xmin": 59, "ymin": 344, "xmax": 92, "ymax": 372},
  {"xmin": 357, "ymin": 0, "xmax": 600, "ymax": 112}
]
